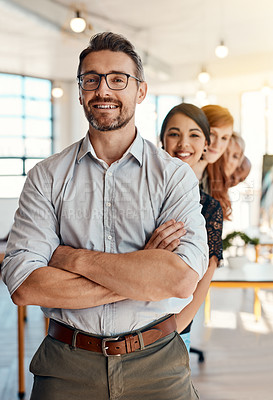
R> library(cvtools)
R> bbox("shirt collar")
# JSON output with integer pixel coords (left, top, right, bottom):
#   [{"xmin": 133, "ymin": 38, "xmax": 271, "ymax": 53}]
[
  {"xmin": 127, "ymin": 129, "xmax": 143, "ymax": 166},
  {"xmin": 77, "ymin": 129, "xmax": 144, "ymax": 166},
  {"xmin": 77, "ymin": 132, "xmax": 95, "ymax": 163}
]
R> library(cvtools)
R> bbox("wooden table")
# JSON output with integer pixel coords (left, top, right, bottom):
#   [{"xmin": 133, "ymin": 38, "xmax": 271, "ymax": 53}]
[
  {"xmin": 0, "ymin": 240, "xmax": 7, "ymax": 262},
  {"xmin": 0, "ymin": 253, "xmax": 4, "ymax": 264},
  {"xmin": 0, "ymin": 244, "xmax": 47, "ymax": 399},
  {"xmin": 205, "ymin": 262, "xmax": 273, "ymax": 324},
  {"xmin": 17, "ymin": 306, "xmax": 49, "ymax": 398}
]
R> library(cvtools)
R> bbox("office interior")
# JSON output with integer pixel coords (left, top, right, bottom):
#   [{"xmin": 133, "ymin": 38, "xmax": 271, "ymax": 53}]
[{"xmin": 0, "ymin": 1, "xmax": 273, "ymax": 399}]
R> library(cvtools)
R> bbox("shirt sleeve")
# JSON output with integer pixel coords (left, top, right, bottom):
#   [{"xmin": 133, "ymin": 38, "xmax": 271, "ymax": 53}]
[
  {"xmin": 1, "ymin": 163, "xmax": 60, "ymax": 296},
  {"xmin": 156, "ymin": 164, "xmax": 209, "ymax": 279}
]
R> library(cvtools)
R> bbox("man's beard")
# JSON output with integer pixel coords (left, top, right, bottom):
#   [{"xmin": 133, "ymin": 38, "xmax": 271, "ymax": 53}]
[{"xmin": 83, "ymin": 97, "xmax": 134, "ymax": 132}]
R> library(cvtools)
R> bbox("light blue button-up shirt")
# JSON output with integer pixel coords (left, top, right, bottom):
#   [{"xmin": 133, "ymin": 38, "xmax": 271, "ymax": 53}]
[{"xmin": 2, "ymin": 131, "xmax": 208, "ymax": 335}]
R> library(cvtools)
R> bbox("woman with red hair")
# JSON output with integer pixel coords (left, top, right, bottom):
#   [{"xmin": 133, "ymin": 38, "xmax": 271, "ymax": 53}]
[{"xmin": 198, "ymin": 105, "xmax": 234, "ymax": 220}]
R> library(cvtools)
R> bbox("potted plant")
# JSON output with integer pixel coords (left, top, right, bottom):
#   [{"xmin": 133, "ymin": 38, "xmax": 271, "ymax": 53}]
[{"xmin": 222, "ymin": 231, "xmax": 260, "ymax": 269}]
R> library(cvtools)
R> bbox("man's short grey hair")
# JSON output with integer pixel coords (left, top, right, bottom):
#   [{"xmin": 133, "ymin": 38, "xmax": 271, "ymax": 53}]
[{"xmin": 77, "ymin": 32, "xmax": 145, "ymax": 81}]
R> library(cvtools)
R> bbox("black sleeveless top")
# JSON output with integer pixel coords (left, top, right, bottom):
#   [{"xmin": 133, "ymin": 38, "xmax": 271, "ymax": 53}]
[{"xmin": 181, "ymin": 190, "xmax": 223, "ymax": 334}]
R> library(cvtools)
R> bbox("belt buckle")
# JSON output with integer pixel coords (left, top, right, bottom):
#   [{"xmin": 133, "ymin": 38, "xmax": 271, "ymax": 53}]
[{"xmin": 102, "ymin": 336, "xmax": 121, "ymax": 357}]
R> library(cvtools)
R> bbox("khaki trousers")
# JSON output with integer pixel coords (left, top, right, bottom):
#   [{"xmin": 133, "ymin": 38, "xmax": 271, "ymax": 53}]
[{"xmin": 29, "ymin": 331, "xmax": 199, "ymax": 400}]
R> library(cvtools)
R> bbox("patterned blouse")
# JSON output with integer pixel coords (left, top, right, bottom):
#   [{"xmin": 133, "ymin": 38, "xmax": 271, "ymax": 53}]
[
  {"xmin": 200, "ymin": 190, "xmax": 223, "ymax": 262},
  {"xmin": 181, "ymin": 190, "xmax": 223, "ymax": 334}
]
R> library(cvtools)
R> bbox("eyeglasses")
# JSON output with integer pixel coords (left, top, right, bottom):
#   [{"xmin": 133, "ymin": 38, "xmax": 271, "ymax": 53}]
[{"xmin": 77, "ymin": 72, "xmax": 142, "ymax": 91}]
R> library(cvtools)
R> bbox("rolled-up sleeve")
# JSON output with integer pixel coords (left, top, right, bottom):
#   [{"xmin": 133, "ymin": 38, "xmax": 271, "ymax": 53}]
[
  {"xmin": 157, "ymin": 163, "xmax": 209, "ymax": 279},
  {"xmin": 1, "ymin": 164, "xmax": 60, "ymax": 295}
]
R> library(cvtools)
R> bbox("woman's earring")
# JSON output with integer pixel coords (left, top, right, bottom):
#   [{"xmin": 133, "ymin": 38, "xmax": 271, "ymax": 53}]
[{"xmin": 200, "ymin": 147, "xmax": 207, "ymax": 160}]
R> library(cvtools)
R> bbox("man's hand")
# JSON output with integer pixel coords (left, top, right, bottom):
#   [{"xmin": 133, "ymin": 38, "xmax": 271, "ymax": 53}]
[
  {"xmin": 50, "ymin": 219, "xmax": 186, "ymax": 273},
  {"xmin": 144, "ymin": 220, "xmax": 186, "ymax": 251}
]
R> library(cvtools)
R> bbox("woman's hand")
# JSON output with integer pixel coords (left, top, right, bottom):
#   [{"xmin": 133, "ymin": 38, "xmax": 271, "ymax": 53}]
[{"xmin": 144, "ymin": 219, "xmax": 186, "ymax": 251}]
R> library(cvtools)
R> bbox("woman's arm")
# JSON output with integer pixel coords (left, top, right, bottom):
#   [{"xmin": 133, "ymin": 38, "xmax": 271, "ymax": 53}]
[
  {"xmin": 175, "ymin": 256, "xmax": 218, "ymax": 333},
  {"xmin": 175, "ymin": 193, "xmax": 224, "ymax": 332}
]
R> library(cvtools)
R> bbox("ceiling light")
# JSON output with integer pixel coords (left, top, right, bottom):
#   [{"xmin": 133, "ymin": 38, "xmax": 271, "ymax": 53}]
[
  {"xmin": 198, "ymin": 67, "xmax": 210, "ymax": 84},
  {"xmin": 215, "ymin": 40, "xmax": 229, "ymax": 58},
  {"xmin": 70, "ymin": 10, "xmax": 86, "ymax": 33},
  {"xmin": 52, "ymin": 86, "xmax": 64, "ymax": 98}
]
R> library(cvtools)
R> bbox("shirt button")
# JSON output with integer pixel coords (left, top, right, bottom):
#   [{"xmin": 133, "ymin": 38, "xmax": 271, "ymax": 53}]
[
  {"xmin": 108, "ymin": 172, "xmax": 113, "ymax": 176},
  {"xmin": 108, "ymin": 235, "xmax": 112, "ymax": 240},
  {"xmin": 106, "ymin": 202, "xmax": 111, "ymax": 207}
]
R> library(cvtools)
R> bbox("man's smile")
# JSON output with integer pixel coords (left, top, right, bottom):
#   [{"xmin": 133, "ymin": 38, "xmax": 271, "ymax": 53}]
[{"xmin": 93, "ymin": 104, "xmax": 118, "ymax": 109}]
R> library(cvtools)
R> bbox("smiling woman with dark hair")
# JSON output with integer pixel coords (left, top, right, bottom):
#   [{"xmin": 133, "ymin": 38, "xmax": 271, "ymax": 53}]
[
  {"xmin": 147, "ymin": 102, "xmax": 223, "ymax": 352},
  {"xmin": 160, "ymin": 102, "xmax": 211, "ymax": 147}
]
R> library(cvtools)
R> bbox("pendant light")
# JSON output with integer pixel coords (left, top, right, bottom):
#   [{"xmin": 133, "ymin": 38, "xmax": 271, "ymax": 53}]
[
  {"xmin": 198, "ymin": 67, "xmax": 210, "ymax": 84},
  {"xmin": 215, "ymin": 40, "xmax": 229, "ymax": 58},
  {"xmin": 70, "ymin": 10, "xmax": 86, "ymax": 33}
]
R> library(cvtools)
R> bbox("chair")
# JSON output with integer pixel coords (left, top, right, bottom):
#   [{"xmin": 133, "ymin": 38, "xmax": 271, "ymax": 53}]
[
  {"xmin": 255, "ymin": 243, "xmax": 273, "ymax": 263},
  {"xmin": 190, "ymin": 347, "xmax": 205, "ymax": 363}
]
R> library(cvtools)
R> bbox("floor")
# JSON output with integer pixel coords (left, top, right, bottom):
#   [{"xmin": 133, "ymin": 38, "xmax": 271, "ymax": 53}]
[
  {"xmin": 190, "ymin": 287, "xmax": 273, "ymax": 399},
  {"xmin": 1, "ymin": 278, "xmax": 273, "ymax": 400}
]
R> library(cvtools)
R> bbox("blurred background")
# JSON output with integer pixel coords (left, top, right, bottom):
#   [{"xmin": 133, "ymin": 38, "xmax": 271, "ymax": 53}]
[{"xmin": 1, "ymin": 2, "xmax": 273, "ymax": 399}]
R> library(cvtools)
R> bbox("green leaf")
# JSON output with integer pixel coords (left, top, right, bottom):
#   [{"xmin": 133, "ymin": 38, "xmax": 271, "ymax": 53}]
[{"xmin": 222, "ymin": 231, "xmax": 260, "ymax": 251}]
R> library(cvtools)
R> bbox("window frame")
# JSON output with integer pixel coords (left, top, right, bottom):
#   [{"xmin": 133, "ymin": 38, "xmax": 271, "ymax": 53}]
[{"xmin": 0, "ymin": 72, "xmax": 53, "ymax": 177}]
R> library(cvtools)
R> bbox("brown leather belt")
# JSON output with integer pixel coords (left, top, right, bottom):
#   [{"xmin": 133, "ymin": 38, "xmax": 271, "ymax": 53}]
[{"xmin": 48, "ymin": 315, "xmax": 177, "ymax": 357}]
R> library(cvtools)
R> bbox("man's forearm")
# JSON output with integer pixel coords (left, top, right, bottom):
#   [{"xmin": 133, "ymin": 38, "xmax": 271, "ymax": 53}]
[
  {"xmin": 11, "ymin": 266, "xmax": 125, "ymax": 309},
  {"xmin": 50, "ymin": 246, "xmax": 199, "ymax": 302}
]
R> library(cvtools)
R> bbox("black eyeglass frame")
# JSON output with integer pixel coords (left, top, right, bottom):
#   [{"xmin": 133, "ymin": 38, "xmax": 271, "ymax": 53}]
[{"xmin": 77, "ymin": 72, "xmax": 143, "ymax": 91}]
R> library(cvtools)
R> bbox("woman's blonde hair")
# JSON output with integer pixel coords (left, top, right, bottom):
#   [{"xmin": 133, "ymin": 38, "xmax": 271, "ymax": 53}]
[{"xmin": 227, "ymin": 132, "xmax": 245, "ymax": 163}]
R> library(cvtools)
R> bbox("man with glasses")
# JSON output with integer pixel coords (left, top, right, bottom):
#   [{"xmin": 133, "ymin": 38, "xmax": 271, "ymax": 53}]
[{"xmin": 2, "ymin": 32, "xmax": 208, "ymax": 399}]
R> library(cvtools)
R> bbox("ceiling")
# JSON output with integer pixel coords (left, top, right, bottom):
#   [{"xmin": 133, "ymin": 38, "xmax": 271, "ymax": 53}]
[{"xmin": 1, "ymin": 0, "xmax": 273, "ymax": 95}]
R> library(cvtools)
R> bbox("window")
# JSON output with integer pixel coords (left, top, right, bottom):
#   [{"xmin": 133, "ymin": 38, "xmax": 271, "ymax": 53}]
[
  {"xmin": 0, "ymin": 73, "xmax": 53, "ymax": 197},
  {"xmin": 240, "ymin": 88, "xmax": 273, "ymax": 229},
  {"xmin": 135, "ymin": 94, "xmax": 182, "ymax": 145}
]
